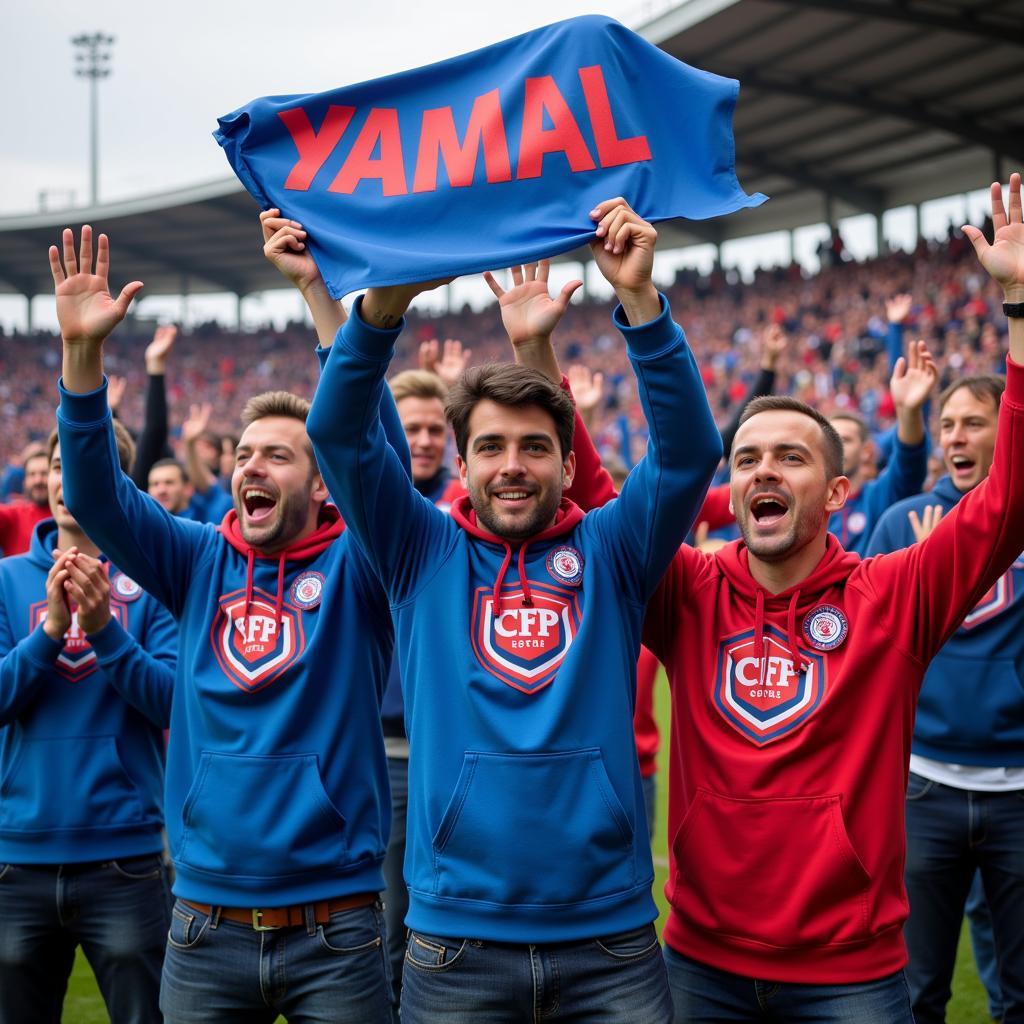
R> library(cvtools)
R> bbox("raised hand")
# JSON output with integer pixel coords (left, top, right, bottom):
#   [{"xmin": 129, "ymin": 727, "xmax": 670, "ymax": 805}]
[
  {"xmin": 435, "ymin": 340, "xmax": 473, "ymax": 388},
  {"xmin": 63, "ymin": 552, "xmax": 112, "ymax": 635},
  {"xmin": 588, "ymin": 198, "xmax": 660, "ymax": 326},
  {"xmin": 49, "ymin": 226, "xmax": 143, "ymax": 345},
  {"xmin": 483, "ymin": 261, "xmax": 582, "ymax": 348},
  {"xmin": 962, "ymin": 173, "xmax": 1024, "ymax": 302},
  {"xmin": 908, "ymin": 504, "xmax": 944, "ymax": 542},
  {"xmin": 890, "ymin": 339, "xmax": 938, "ymax": 412},
  {"xmin": 107, "ymin": 374, "xmax": 127, "ymax": 413},
  {"xmin": 260, "ymin": 208, "xmax": 323, "ymax": 294},
  {"xmin": 760, "ymin": 324, "xmax": 788, "ymax": 371},
  {"xmin": 886, "ymin": 293, "xmax": 913, "ymax": 325},
  {"xmin": 567, "ymin": 363, "xmax": 605, "ymax": 429},
  {"xmin": 145, "ymin": 324, "xmax": 178, "ymax": 375},
  {"xmin": 418, "ymin": 339, "xmax": 440, "ymax": 375},
  {"xmin": 42, "ymin": 549, "xmax": 74, "ymax": 642},
  {"xmin": 182, "ymin": 402, "xmax": 212, "ymax": 445}
]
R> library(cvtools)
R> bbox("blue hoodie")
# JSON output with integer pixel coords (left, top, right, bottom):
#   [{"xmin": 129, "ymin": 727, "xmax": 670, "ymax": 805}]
[
  {"xmin": 57, "ymin": 377, "xmax": 409, "ymax": 906},
  {"xmin": 0, "ymin": 520, "xmax": 176, "ymax": 863},
  {"xmin": 867, "ymin": 474, "xmax": 1024, "ymax": 766},
  {"xmin": 307, "ymin": 294, "xmax": 721, "ymax": 942}
]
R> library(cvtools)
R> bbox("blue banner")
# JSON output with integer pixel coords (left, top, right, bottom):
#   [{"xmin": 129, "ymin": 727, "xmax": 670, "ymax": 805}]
[{"xmin": 215, "ymin": 15, "xmax": 766, "ymax": 298}]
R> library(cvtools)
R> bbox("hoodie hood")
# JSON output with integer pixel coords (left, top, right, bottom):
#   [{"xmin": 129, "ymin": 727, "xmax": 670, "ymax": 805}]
[
  {"xmin": 26, "ymin": 518, "xmax": 59, "ymax": 570},
  {"xmin": 715, "ymin": 534, "xmax": 860, "ymax": 674},
  {"xmin": 218, "ymin": 505, "xmax": 345, "ymax": 626},
  {"xmin": 451, "ymin": 495, "xmax": 585, "ymax": 612},
  {"xmin": 932, "ymin": 473, "xmax": 966, "ymax": 507}
]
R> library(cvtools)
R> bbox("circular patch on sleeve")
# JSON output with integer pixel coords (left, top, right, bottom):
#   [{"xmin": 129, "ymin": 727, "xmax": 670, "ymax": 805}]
[
  {"xmin": 110, "ymin": 572, "xmax": 143, "ymax": 603},
  {"xmin": 545, "ymin": 546, "xmax": 584, "ymax": 587},
  {"xmin": 847, "ymin": 511, "xmax": 868, "ymax": 536},
  {"xmin": 802, "ymin": 604, "xmax": 848, "ymax": 651},
  {"xmin": 290, "ymin": 571, "xmax": 325, "ymax": 610}
]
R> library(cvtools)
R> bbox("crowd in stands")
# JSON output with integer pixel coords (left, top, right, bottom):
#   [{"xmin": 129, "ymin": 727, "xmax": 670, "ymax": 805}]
[{"xmin": 0, "ymin": 222, "xmax": 1009, "ymax": 489}]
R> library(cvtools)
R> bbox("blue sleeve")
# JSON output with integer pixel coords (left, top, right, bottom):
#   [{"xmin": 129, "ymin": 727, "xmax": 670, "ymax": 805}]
[
  {"xmin": 584, "ymin": 295, "xmax": 722, "ymax": 601},
  {"xmin": 862, "ymin": 434, "xmax": 928, "ymax": 528},
  {"xmin": 191, "ymin": 483, "xmax": 233, "ymax": 525},
  {"xmin": 616, "ymin": 415, "xmax": 634, "ymax": 470},
  {"xmin": 315, "ymin": 343, "xmax": 411, "ymax": 478},
  {"xmin": 57, "ymin": 379, "xmax": 210, "ymax": 618},
  {"xmin": 307, "ymin": 302, "xmax": 453, "ymax": 604},
  {"xmin": 88, "ymin": 601, "xmax": 177, "ymax": 728},
  {"xmin": 886, "ymin": 322, "xmax": 904, "ymax": 375},
  {"xmin": 0, "ymin": 622, "xmax": 62, "ymax": 725}
]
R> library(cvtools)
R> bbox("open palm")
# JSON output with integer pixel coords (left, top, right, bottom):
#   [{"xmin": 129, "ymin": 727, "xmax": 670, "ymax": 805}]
[
  {"xmin": 963, "ymin": 174, "xmax": 1024, "ymax": 298},
  {"xmin": 50, "ymin": 226, "xmax": 142, "ymax": 344},
  {"xmin": 483, "ymin": 262, "xmax": 581, "ymax": 346}
]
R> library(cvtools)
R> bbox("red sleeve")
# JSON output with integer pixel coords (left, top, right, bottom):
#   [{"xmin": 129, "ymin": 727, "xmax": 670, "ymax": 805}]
[
  {"xmin": 0, "ymin": 504, "xmax": 17, "ymax": 551},
  {"xmin": 561, "ymin": 375, "xmax": 617, "ymax": 512},
  {"xmin": 633, "ymin": 646, "xmax": 661, "ymax": 776},
  {"xmin": 697, "ymin": 483, "xmax": 734, "ymax": 530},
  {"xmin": 643, "ymin": 544, "xmax": 711, "ymax": 665},
  {"xmin": 860, "ymin": 356, "xmax": 1024, "ymax": 665}
]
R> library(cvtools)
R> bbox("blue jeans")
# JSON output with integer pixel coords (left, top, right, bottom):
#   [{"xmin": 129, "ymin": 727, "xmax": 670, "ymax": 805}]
[
  {"xmin": 159, "ymin": 898, "xmax": 395, "ymax": 1023},
  {"xmin": 400, "ymin": 922, "xmax": 672, "ymax": 1023},
  {"xmin": 664, "ymin": 945, "xmax": 913, "ymax": 1023},
  {"xmin": 0, "ymin": 854, "xmax": 172, "ymax": 1024},
  {"xmin": 381, "ymin": 756, "xmax": 409, "ymax": 1008},
  {"xmin": 904, "ymin": 774, "xmax": 1024, "ymax": 1024},
  {"xmin": 966, "ymin": 871, "xmax": 1004, "ymax": 1021}
]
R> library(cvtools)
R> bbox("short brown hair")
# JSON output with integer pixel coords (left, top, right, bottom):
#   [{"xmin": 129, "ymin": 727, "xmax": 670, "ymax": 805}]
[
  {"xmin": 445, "ymin": 364, "xmax": 575, "ymax": 460},
  {"xmin": 738, "ymin": 396, "xmax": 845, "ymax": 480},
  {"xmin": 239, "ymin": 391, "xmax": 316, "ymax": 465},
  {"xmin": 829, "ymin": 411, "xmax": 868, "ymax": 442},
  {"xmin": 390, "ymin": 370, "xmax": 448, "ymax": 404},
  {"xmin": 22, "ymin": 444, "xmax": 47, "ymax": 472},
  {"xmin": 47, "ymin": 419, "xmax": 136, "ymax": 474},
  {"xmin": 939, "ymin": 375, "xmax": 1004, "ymax": 416}
]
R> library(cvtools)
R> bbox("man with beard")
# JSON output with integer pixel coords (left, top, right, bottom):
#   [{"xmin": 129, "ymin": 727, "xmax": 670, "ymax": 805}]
[
  {"xmin": 0, "ymin": 421, "xmax": 176, "ymax": 1023},
  {"xmin": 51, "ymin": 225, "xmax": 406, "ymax": 1023},
  {"xmin": 307, "ymin": 198, "xmax": 721, "ymax": 1023},
  {"xmin": 868, "ymin": 374, "xmax": 1024, "ymax": 1024},
  {"xmin": 0, "ymin": 448, "xmax": 52, "ymax": 557},
  {"xmin": 643, "ymin": 173, "xmax": 1024, "ymax": 1023}
]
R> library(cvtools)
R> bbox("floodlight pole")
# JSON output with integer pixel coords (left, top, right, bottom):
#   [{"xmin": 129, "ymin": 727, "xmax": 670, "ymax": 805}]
[{"xmin": 72, "ymin": 32, "xmax": 115, "ymax": 207}]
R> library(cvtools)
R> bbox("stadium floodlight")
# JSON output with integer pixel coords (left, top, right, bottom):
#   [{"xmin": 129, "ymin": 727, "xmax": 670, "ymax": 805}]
[{"xmin": 72, "ymin": 32, "xmax": 115, "ymax": 207}]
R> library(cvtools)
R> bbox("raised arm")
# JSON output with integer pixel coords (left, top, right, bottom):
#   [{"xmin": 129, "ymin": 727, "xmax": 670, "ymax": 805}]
[
  {"xmin": 130, "ymin": 325, "xmax": 178, "ymax": 487},
  {"xmin": 52, "ymin": 226, "xmax": 208, "ymax": 615},
  {"xmin": 583, "ymin": 199, "xmax": 721, "ymax": 599}
]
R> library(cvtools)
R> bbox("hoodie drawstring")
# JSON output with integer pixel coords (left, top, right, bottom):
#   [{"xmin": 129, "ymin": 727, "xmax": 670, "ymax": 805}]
[
  {"xmin": 517, "ymin": 544, "xmax": 534, "ymax": 607},
  {"xmin": 786, "ymin": 589, "xmax": 807, "ymax": 674},
  {"xmin": 493, "ymin": 543, "xmax": 514, "ymax": 613},
  {"xmin": 240, "ymin": 547, "xmax": 287, "ymax": 629},
  {"xmin": 275, "ymin": 553, "xmax": 286, "ymax": 625},
  {"xmin": 754, "ymin": 589, "xmax": 765, "ymax": 665},
  {"xmin": 244, "ymin": 548, "xmax": 255, "ymax": 621}
]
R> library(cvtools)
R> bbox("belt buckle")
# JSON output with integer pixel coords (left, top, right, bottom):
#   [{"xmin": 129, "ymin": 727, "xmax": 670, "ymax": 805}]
[{"xmin": 252, "ymin": 909, "xmax": 280, "ymax": 932}]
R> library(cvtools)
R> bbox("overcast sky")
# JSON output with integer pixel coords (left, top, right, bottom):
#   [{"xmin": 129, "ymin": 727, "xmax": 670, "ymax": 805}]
[{"xmin": 2, "ymin": 0, "xmax": 987, "ymax": 331}]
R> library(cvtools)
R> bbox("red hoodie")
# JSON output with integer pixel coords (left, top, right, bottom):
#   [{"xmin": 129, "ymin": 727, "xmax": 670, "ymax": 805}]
[
  {"xmin": 0, "ymin": 501, "xmax": 50, "ymax": 557},
  {"xmin": 644, "ymin": 357, "xmax": 1024, "ymax": 984}
]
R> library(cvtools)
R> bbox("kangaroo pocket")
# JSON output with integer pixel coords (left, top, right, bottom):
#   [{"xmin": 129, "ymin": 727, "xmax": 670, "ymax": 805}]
[
  {"xmin": 0, "ymin": 736, "xmax": 145, "ymax": 832},
  {"xmin": 672, "ymin": 789, "xmax": 872, "ymax": 949},
  {"xmin": 176, "ymin": 752, "xmax": 347, "ymax": 879},
  {"xmin": 431, "ymin": 749, "xmax": 636, "ymax": 905}
]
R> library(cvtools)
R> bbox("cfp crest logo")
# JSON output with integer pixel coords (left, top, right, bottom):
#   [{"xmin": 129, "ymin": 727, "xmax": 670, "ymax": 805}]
[
  {"xmin": 210, "ymin": 588, "xmax": 307, "ymax": 694},
  {"xmin": 29, "ymin": 601, "xmax": 129, "ymax": 683},
  {"xmin": 714, "ymin": 625, "xmax": 827, "ymax": 746},
  {"xmin": 470, "ymin": 580, "xmax": 581, "ymax": 694}
]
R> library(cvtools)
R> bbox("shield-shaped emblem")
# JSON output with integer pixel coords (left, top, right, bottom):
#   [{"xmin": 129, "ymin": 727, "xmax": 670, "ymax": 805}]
[
  {"xmin": 962, "ymin": 571, "xmax": 1014, "ymax": 629},
  {"xmin": 29, "ymin": 600, "xmax": 128, "ymax": 683},
  {"xmin": 713, "ymin": 625, "xmax": 826, "ymax": 745},
  {"xmin": 470, "ymin": 580, "xmax": 581, "ymax": 694},
  {"xmin": 210, "ymin": 587, "xmax": 305, "ymax": 693}
]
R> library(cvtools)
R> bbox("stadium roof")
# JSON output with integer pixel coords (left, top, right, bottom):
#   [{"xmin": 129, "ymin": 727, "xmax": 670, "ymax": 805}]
[{"xmin": 2, "ymin": 0, "xmax": 1020, "ymax": 301}]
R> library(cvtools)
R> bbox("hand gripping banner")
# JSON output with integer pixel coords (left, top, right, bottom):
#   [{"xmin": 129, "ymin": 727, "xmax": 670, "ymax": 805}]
[{"xmin": 214, "ymin": 15, "xmax": 767, "ymax": 298}]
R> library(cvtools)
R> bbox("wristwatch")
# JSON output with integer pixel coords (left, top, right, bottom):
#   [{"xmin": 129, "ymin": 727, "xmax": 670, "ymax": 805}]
[{"xmin": 1004, "ymin": 302, "xmax": 1024, "ymax": 318}]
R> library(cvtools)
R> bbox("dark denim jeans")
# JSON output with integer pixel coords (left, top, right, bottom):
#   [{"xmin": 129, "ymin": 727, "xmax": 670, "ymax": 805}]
[
  {"xmin": 381, "ymin": 755, "xmax": 409, "ymax": 1009},
  {"xmin": 904, "ymin": 773, "xmax": 1024, "ymax": 1024},
  {"xmin": 966, "ymin": 871, "xmax": 1004, "ymax": 1021},
  {"xmin": 664, "ymin": 945, "xmax": 913, "ymax": 1023},
  {"xmin": 400, "ymin": 922, "xmax": 672, "ymax": 1023},
  {"xmin": 159, "ymin": 898, "xmax": 394, "ymax": 1023},
  {"xmin": 0, "ymin": 854, "xmax": 171, "ymax": 1024}
]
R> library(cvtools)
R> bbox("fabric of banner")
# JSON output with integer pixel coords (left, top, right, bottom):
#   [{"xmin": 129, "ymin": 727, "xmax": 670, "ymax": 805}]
[{"xmin": 214, "ymin": 15, "xmax": 767, "ymax": 298}]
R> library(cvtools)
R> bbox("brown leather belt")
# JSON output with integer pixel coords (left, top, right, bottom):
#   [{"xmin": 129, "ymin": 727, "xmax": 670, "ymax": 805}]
[{"xmin": 181, "ymin": 892, "xmax": 377, "ymax": 931}]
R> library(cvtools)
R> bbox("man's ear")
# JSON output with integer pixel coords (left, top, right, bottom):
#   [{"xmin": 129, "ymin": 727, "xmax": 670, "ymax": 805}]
[
  {"xmin": 311, "ymin": 473, "xmax": 330, "ymax": 505},
  {"xmin": 562, "ymin": 450, "xmax": 576, "ymax": 491},
  {"xmin": 825, "ymin": 475, "xmax": 850, "ymax": 514},
  {"xmin": 456, "ymin": 454, "xmax": 469, "ymax": 489}
]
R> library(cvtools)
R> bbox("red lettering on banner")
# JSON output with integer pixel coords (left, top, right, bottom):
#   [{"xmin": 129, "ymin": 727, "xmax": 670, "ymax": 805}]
[
  {"xmin": 578, "ymin": 65, "xmax": 651, "ymax": 168},
  {"xmin": 279, "ymin": 105, "xmax": 356, "ymax": 191},
  {"xmin": 516, "ymin": 76, "xmax": 596, "ymax": 180},
  {"xmin": 413, "ymin": 90, "xmax": 512, "ymax": 193},
  {"xmin": 330, "ymin": 108, "xmax": 408, "ymax": 197}
]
